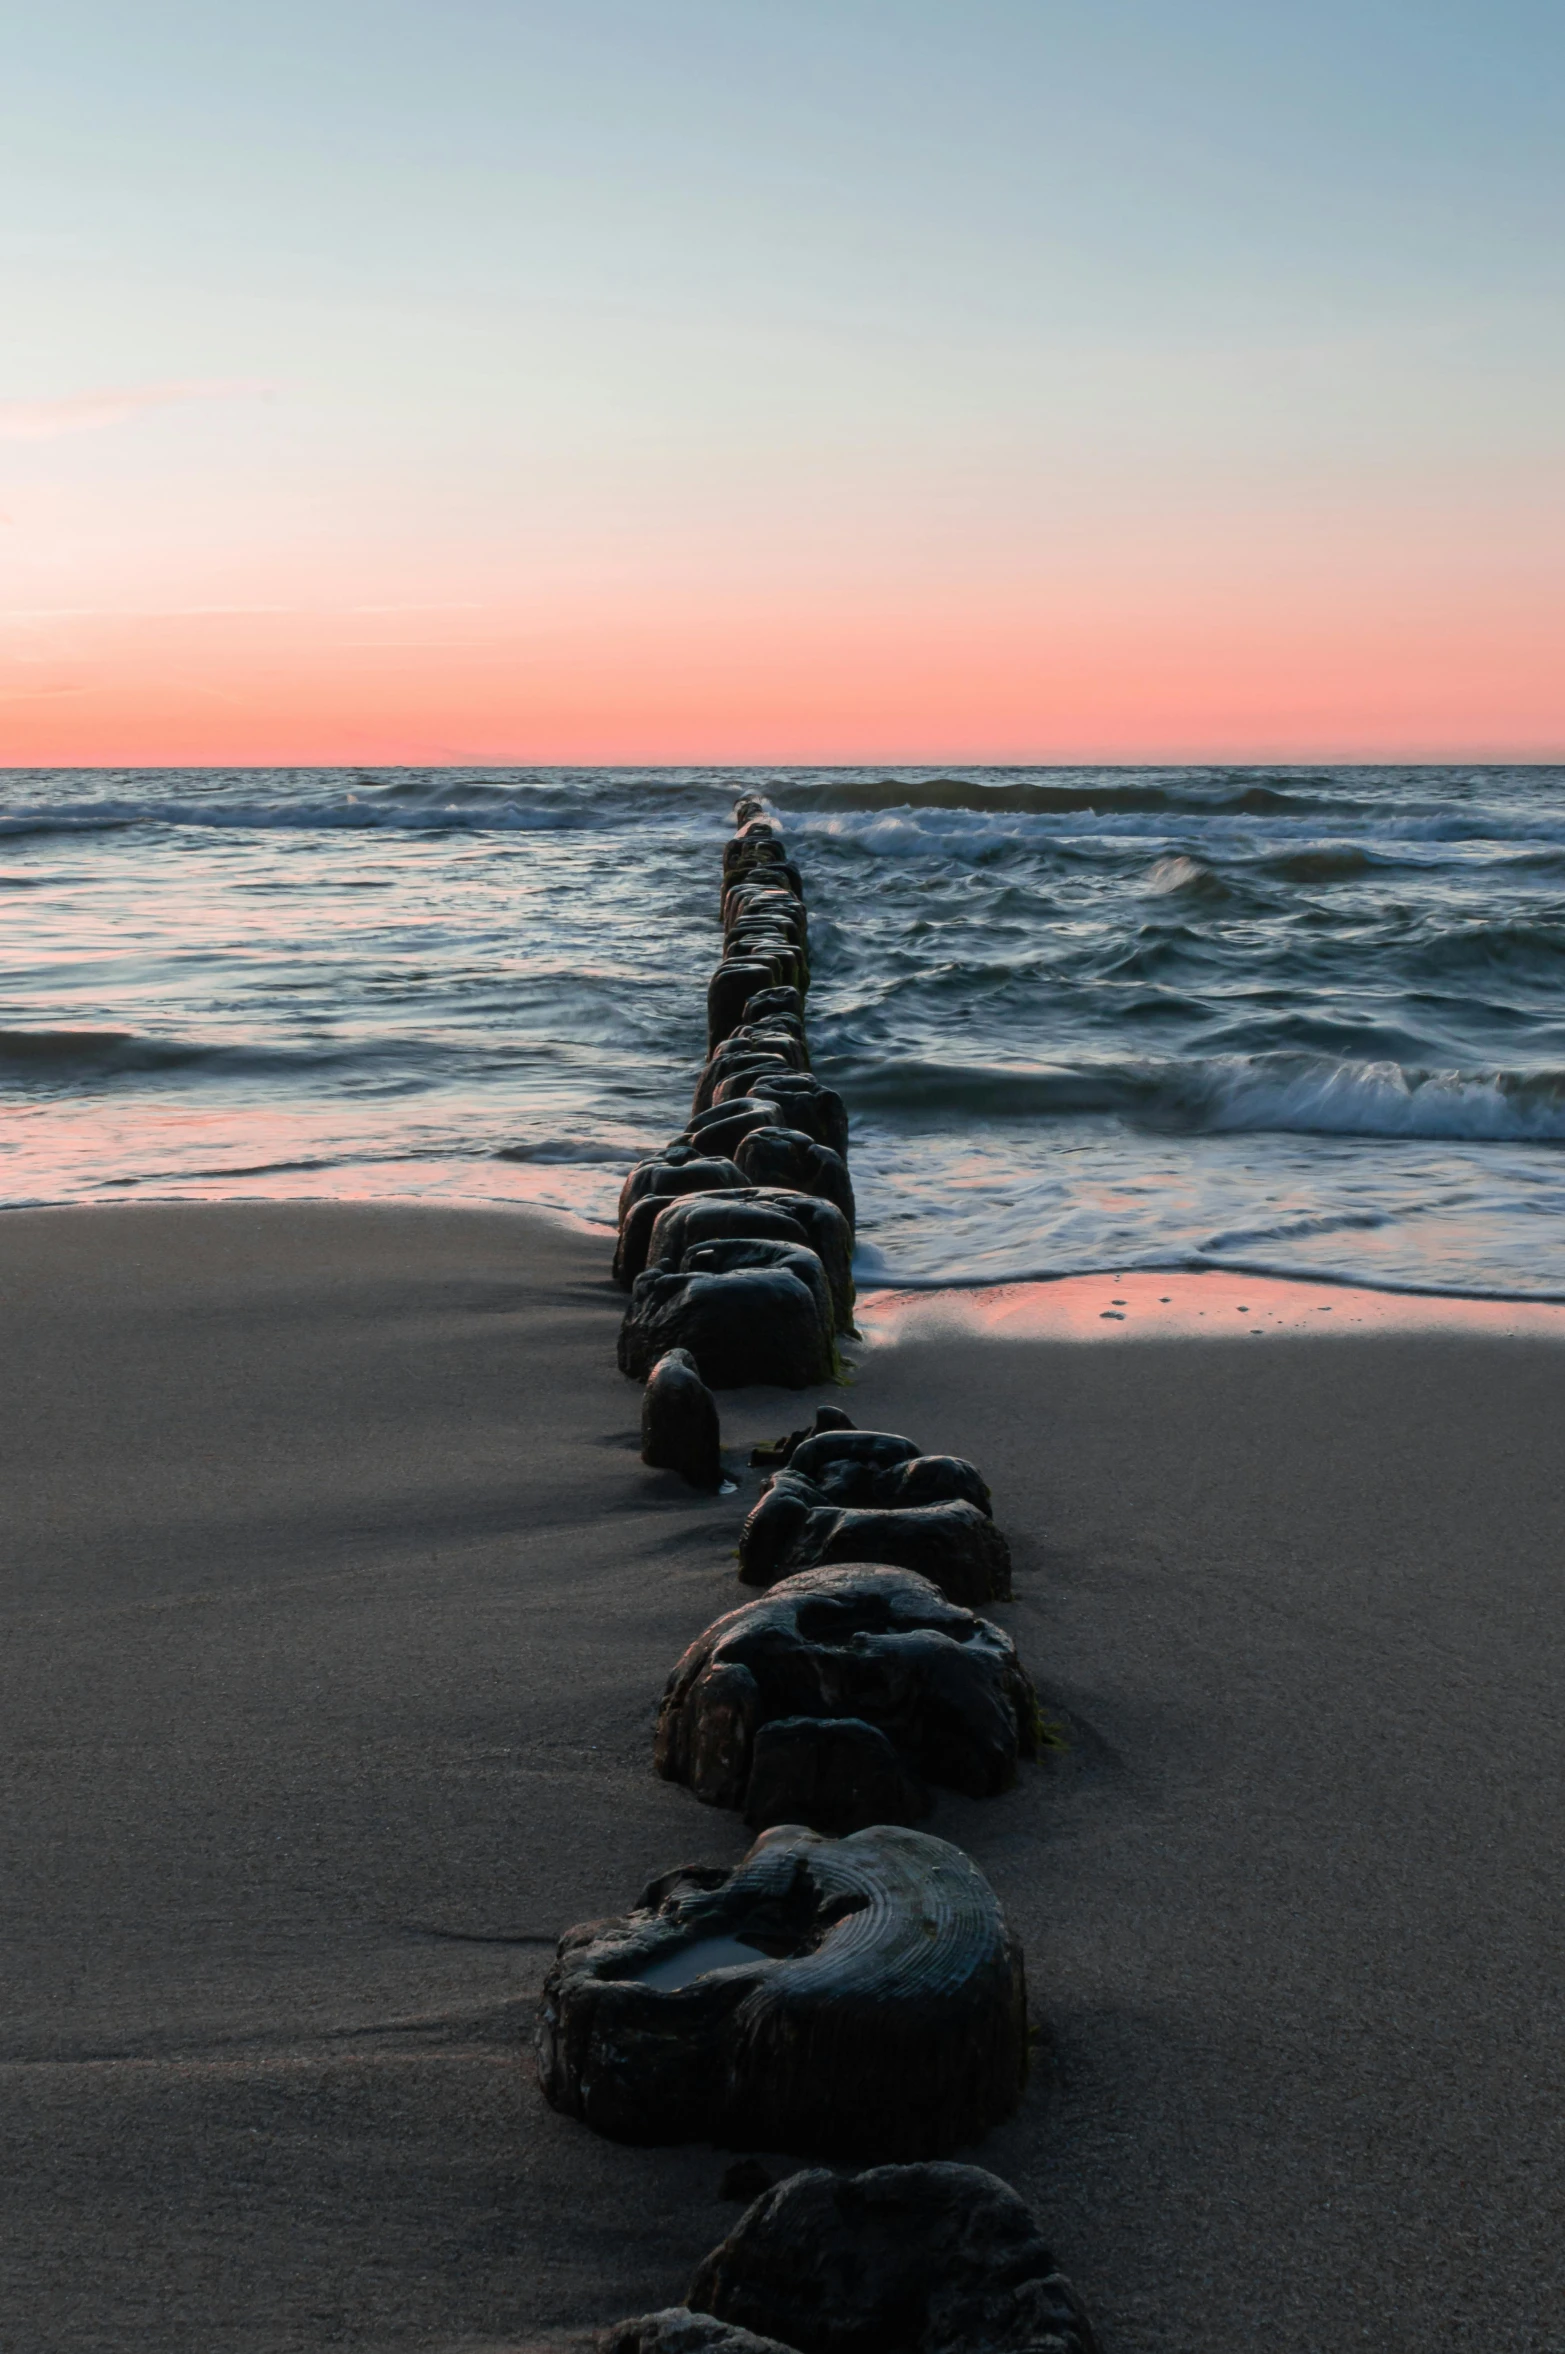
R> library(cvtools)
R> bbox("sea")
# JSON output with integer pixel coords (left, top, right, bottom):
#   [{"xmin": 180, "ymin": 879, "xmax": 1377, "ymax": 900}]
[{"xmin": 5, "ymin": 764, "xmax": 1565, "ymax": 1300}]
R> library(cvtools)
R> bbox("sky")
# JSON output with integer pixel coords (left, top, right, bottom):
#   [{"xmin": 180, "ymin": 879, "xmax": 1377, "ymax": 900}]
[{"xmin": 2, "ymin": 0, "xmax": 1561, "ymax": 767}]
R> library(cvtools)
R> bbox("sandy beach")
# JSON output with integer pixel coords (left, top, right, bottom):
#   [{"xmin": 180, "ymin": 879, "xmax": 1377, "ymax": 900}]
[{"xmin": 5, "ymin": 1199, "xmax": 1564, "ymax": 2352}]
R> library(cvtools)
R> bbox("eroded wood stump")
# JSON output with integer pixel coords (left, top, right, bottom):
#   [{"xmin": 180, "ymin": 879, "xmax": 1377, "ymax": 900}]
[
  {"xmin": 654, "ymin": 1562, "xmax": 1038, "ymax": 1820},
  {"xmin": 739, "ymin": 1433, "xmax": 1012, "ymax": 1605},
  {"xmin": 786, "ymin": 1428, "xmax": 991, "ymax": 1512},
  {"xmin": 641, "ymin": 1348, "xmax": 722, "ymax": 1491},
  {"xmin": 693, "ymin": 1030, "xmax": 809, "ymax": 1115},
  {"xmin": 682, "ymin": 1103, "xmax": 781, "ymax": 1163},
  {"xmin": 709, "ymin": 961, "xmax": 783, "ymax": 1049},
  {"xmin": 647, "ymin": 1190, "xmax": 855, "ymax": 1333},
  {"xmin": 733, "ymin": 983, "xmax": 803, "ymax": 1028},
  {"xmin": 734, "ymin": 1130, "xmax": 854, "ymax": 1230},
  {"xmin": 728, "ymin": 1071, "xmax": 848, "ymax": 1159},
  {"xmin": 723, "ymin": 892, "xmax": 807, "ymax": 953},
  {"xmin": 618, "ymin": 1155, "xmax": 746, "ymax": 1230},
  {"xmin": 534, "ymin": 1824, "xmax": 1028, "ymax": 2157},
  {"xmin": 678, "ymin": 1239, "xmax": 834, "ymax": 1345},
  {"xmin": 613, "ymin": 1159, "xmax": 747, "ymax": 1287},
  {"xmin": 619, "ymin": 1265, "xmax": 835, "ymax": 1389},
  {"xmin": 686, "ymin": 2162, "xmax": 1101, "ymax": 2354},
  {"xmin": 741, "ymin": 1717, "xmax": 927, "ymax": 1834}
]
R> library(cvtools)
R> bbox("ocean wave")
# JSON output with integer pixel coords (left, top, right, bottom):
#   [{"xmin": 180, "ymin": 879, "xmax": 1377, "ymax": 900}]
[
  {"xmin": 832, "ymin": 1049, "xmax": 1565, "ymax": 1143},
  {"xmin": 1412, "ymin": 920, "xmax": 1565, "ymax": 973},
  {"xmin": 1184, "ymin": 1054, "xmax": 1565, "ymax": 1141},
  {"xmin": 831, "ymin": 1057, "xmax": 1128, "ymax": 1118},
  {"xmin": 494, "ymin": 1135, "xmax": 653, "ymax": 1165},
  {"xmin": 790, "ymin": 805, "xmax": 1565, "ymax": 861},
  {"xmin": 780, "ymin": 773, "xmax": 1333, "ymax": 817},
  {"xmin": 1143, "ymin": 855, "xmax": 1233, "ymax": 901},
  {"xmin": 1196, "ymin": 1208, "xmax": 1393, "ymax": 1251},
  {"xmin": 0, "ymin": 1027, "xmax": 367, "ymax": 1080},
  {"xmin": 0, "ymin": 792, "xmax": 713, "ymax": 841},
  {"xmin": 1260, "ymin": 845, "xmax": 1375, "ymax": 882}
]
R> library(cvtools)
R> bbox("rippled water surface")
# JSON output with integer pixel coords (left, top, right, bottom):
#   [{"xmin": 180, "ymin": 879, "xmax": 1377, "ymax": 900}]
[{"xmin": 5, "ymin": 764, "xmax": 1565, "ymax": 1296}]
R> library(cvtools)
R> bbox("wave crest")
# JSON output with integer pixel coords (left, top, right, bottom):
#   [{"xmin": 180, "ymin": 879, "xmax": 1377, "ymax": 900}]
[
  {"xmin": 1144, "ymin": 855, "xmax": 1232, "ymax": 901},
  {"xmin": 831, "ymin": 1049, "xmax": 1565, "ymax": 1143}
]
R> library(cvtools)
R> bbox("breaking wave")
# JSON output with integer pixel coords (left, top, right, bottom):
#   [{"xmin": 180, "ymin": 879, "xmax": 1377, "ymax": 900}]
[
  {"xmin": 833, "ymin": 1051, "xmax": 1565, "ymax": 1144},
  {"xmin": 9, "ymin": 759, "xmax": 1565, "ymax": 1296}
]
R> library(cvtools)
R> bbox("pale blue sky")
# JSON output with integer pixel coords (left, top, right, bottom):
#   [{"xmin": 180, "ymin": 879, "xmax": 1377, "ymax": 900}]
[{"xmin": 2, "ymin": 2, "xmax": 1560, "ymax": 761}]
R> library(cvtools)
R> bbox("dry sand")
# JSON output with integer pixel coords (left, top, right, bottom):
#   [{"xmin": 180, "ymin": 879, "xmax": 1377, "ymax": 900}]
[{"xmin": 3, "ymin": 1201, "xmax": 1563, "ymax": 2352}]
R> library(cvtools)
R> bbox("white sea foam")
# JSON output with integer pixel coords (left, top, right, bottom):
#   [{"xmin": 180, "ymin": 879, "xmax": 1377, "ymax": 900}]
[{"xmin": 1183, "ymin": 1054, "xmax": 1565, "ymax": 1143}]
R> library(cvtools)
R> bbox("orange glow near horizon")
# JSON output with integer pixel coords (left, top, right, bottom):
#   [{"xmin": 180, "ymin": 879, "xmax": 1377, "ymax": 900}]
[{"xmin": 4, "ymin": 578, "xmax": 1560, "ymax": 769}]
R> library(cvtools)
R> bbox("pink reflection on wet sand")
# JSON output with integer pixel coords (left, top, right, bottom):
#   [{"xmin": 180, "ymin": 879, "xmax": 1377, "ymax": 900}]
[{"xmin": 856, "ymin": 1268, "xmax": 1565, "ymax": 1344}]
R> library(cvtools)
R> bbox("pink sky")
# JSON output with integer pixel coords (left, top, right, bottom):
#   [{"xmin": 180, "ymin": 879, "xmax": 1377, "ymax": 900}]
[
  {"xmin": 4, "ymin": 429, "xmax": 1559, "ymax": 766},
  {"xmin": 5, "ymin": 5, "xmax": 1561, "ymax": 768},
  {"xmin": 4, "ymin": 576, "xmax": 1557, "ymax": 770}
]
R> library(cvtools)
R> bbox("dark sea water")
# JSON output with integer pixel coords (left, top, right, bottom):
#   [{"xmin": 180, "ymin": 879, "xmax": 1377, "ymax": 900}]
[{"xmin": 5, "ymin": 764, "xmax": 1565, "ymax": 1298}]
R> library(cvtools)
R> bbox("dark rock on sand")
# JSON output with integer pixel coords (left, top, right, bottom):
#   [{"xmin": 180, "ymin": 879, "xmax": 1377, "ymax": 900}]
[
  {"xmin": 679, "ymin": 1239, "xmax": 834, "ymax": 1344},
  {"xmin": 786, "ymin": 1428, "xmax": 993, "ymax": 1516},
  {"xmin": 619, "ymin": 1265, "xmax": 834, "ymax": 1389},
  {"xmin": 641, "ymin": 1349, "xmax": 723, "ymax": 1491},
  {"xmin": 613, "ymin": 1160, "xmax": 748, "ymax": 1289},
  {"xmin": 812, "ymin": 1503, "xmax": 1012, "ymax": 1606},
  {"xmin": 741, "ymin": 1716, "xmax": 929, "ymax": 1833},
  {"xmin": 736, "ymin": 1431, "xmax": 1006, "ymax": 1598},
  {"xmin": 614, "ymin": 1193, "xmax": 674, "ymax": 1290},
  {"xmin": 654, "ymin": 1561, "xmax": 1038, "ymax": 1813},
  {"xmin": 649, "ymin": 1195, "xmax": 815, "ymax": 1265},
  {"xmin": 618, "ymin": 1157, "xmax": 746, "ymax": 1232},
  {"xmin": 535, "ymin": 1823, "xmax": 1028, "ymax": 2157},
  {"xmin": 687, "ymin": 2162, "xmax": 1100, "ymax": 2354},
  {"xmin": 734, "ymin": 1130, "xmax": 854, "ymax": 1229},
  {"xmin": 739, "ymin": 1476, "xmax": 1012, "ymax": 1606},
  {"xmin": 647, "ymin": 1190, "xmax": 855, "ymax": 1334}
]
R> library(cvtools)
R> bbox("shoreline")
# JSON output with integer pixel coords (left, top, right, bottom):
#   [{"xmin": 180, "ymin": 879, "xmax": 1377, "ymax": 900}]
[
  {"xmin": 6, "ymin": 1199, "xmax": 1565, "ymax": 2346},
  {"xmin": 15, "ymin": 1186, "xmax": 1565, "ymax": 1323},
  {"xmin": 858, "ymin": 1261, "xmax": 1565, "ymax": 1340}
]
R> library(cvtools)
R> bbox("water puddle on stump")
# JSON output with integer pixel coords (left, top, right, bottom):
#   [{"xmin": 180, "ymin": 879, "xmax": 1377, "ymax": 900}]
[{"xmin": 629, "ymin": 1932, "xmax": 785, "ymax": 1990}]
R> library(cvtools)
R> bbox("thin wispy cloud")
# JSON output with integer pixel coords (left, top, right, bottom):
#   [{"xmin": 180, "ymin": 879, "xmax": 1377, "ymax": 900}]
[
  {"xmin": 0, "ymin": 603, "xmax": 485, "ymax": 620},
  {"xmin": 0, "ymin": 380, "xmax": 270, "ymax": 440}
]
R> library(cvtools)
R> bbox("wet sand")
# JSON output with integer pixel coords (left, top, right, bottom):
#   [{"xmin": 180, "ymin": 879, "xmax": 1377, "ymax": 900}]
[{"xmin": 4, "ymin": 1203, "xmax": 1563, "ymax": 2351}]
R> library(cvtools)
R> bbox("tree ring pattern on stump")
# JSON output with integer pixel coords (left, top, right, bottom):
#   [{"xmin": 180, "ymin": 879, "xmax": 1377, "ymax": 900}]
[{"xmin": 534, "ymin": 1823, "xmax": 1027, "ymax": 2157}]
